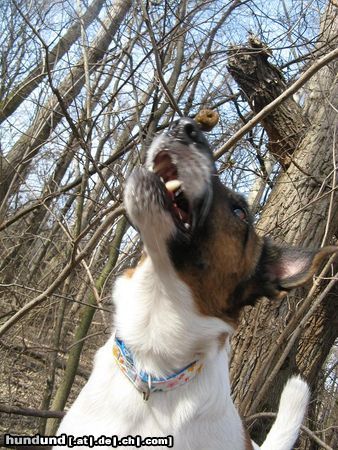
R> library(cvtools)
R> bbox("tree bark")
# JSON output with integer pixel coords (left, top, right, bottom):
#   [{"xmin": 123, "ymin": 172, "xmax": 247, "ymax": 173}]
[
  {"xmin": 227, "ymin": 38, "xmax": 309, "ymax": 167},
  {"xmin": 229, "ymin": 3, "xmax": 338, "ymax": 445}
]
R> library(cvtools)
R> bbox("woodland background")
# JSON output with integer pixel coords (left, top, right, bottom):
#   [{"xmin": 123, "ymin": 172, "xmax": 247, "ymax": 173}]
[{"xmin": 0, "ymin": 0, "xmax": 337, "ymax": 448}]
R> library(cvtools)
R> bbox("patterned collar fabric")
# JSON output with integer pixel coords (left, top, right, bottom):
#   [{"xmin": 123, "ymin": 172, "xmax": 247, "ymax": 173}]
[{"xmin": 113, "ymin": 336, "xmax": 204, "ymax": 400}]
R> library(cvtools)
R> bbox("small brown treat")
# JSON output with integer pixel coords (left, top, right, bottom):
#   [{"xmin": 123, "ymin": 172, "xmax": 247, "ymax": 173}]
[{"xmin": 195, "ymin": 109, "xmax": 219, "ymax": 132}]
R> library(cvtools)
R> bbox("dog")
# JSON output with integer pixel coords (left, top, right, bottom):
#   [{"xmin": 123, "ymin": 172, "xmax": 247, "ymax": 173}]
[{"xmin": 54, "ymin": 117, "xmax": 336, "ymax": 450}]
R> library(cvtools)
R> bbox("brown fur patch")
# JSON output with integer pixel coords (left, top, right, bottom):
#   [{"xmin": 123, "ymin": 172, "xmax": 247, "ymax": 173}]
[
  {"xmin": 175, "ymin": 179, "xmax": 263, "ymax": 324},
  {"xmin": 124, "ymin": 268, "xmax": 136, "ymax": 278},
  {"xmin": 171, "ymin": 179, "xmax": 338, "ymax": 323},
  {"xmin": 123, "ymin": 252, "xmax": 148, "ymax": 279}
]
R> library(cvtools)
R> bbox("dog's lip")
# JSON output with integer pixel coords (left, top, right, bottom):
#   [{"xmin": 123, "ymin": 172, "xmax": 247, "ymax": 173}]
[{"xmin": 150, "ymin": 150, "xmax": 192, "ymax": 232}]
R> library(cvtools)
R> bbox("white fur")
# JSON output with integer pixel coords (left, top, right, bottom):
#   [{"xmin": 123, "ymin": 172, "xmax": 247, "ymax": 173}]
[
  {"xmin": 55, "ymin": 258, "xmax": 246, "ymax": 450},
  {"xmin": 260, "ymin": 376, "xmax": 310, "ymax": 450}
]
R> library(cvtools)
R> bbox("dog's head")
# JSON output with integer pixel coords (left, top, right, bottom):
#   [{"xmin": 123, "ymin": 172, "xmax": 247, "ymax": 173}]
[{"xmin": 124, "ymin": 118, "xmax": 337, "ymax": 323}]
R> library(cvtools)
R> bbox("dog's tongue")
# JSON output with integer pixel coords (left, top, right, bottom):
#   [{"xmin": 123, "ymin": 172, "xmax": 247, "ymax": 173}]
[
  {"xmin": 165, "ymin": 185, "xmax": 190, "ymax": 228},
  {"xmin": 173, "ymin": 203, "xmax": 190, "ymax": 224}
]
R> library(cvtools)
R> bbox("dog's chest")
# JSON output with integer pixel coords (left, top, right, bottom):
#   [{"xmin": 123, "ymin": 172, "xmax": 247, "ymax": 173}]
[
  {"xmin": 56, "ymin": 262, "xmax": 246, "ymax": 449},
  {"xmin": 56, "ymin": 337, "xmax": 246, "ymax": 450}
]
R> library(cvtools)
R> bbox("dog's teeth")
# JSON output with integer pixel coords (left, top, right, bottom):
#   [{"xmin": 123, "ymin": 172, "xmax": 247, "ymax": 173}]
[
  {"xmin": 165, "ymin": 180, "xmax": 183, "ymax": 192},
  {"xmin": 160, "ymin": 177, "xmax": 165, "ymax": 184},
  {"xmin": 149, "ymin": 166, "xmax": 154, "ymax": 172},
  {"xmin": 184, "ymin": 223, "xmax": 190, "ymax": 230}
]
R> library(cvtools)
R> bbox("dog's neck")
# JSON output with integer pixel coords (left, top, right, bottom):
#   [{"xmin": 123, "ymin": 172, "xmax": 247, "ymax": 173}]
[{"xmin": 113, "ymin": 254, "xmax": 234, "ymax": 378}]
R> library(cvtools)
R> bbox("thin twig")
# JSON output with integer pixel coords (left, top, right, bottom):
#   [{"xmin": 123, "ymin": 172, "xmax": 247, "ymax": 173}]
[
  {"xmin": 140, "ymin": 2, "xmax": 183, "ymax": 117},
  {"xmin": 321, "ymin": 125, "xmax": 337, "ymax": 246},
  {"xmin": 0, "ymin": 404, "xmax": 65, "ymax": 419}
]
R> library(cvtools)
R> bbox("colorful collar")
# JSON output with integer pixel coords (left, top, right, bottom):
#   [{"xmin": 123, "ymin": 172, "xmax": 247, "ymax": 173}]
[{"xmin": 113, "ymin": 336, "xmax": 204, "ymax": 400}]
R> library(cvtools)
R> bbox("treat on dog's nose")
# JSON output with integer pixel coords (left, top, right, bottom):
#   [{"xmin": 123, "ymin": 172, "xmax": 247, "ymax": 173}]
[{"xmin": 195, "ymin": 109, "xmax": 219, "ymax": 132}]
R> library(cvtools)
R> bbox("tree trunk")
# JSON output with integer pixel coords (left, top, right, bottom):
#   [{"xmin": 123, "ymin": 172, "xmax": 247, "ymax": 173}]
[
  {"xmin": 227, "ymin": 37, "xmax": 309, "ymax": 168},
  {"xmin": 228, "ymin": 3, "xmax": 338, "ymax": 445}
]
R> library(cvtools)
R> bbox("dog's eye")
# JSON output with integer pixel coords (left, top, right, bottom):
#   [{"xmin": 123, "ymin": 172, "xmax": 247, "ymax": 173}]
[{"xmin": 233, "ymin": 207, "xmax": 247, "ymax": 222}]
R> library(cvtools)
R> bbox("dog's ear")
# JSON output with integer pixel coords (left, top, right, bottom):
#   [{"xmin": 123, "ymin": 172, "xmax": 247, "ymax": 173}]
[
  {"xmin": 232, "ymin": 242, "xmax": 337, "ymax": 311},
  {"xmin": 259, "ymin": 240, "xmax": 338, "ymax": 298}
]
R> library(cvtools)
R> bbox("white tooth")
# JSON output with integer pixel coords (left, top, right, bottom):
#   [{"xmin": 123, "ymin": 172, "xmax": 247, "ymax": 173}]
[
  {"xmin": 149, "ymin": 166, "xmax": 154, "ymax": 172},
  {"xmin": 160, "ymin": 177, "xmax": 165, "ymax": 183},
  {"xmin": 184, "ymin": 223, "xmax": 190, "ymax": 230},
  {"xmin": 165, "ymin": 179, "xmax": 183, "ymax": 192}
]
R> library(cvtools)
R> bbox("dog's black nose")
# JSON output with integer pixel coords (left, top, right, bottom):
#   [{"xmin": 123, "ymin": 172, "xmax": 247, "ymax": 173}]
[{"xmin": 168, "ymin": 118, "xmax": 202, "ymax": 144}]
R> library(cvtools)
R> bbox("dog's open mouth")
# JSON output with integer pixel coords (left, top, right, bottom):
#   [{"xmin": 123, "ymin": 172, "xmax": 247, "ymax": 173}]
[{"xmin": 152, "ymin": 151, "xmax": 192, "ymax": 232}]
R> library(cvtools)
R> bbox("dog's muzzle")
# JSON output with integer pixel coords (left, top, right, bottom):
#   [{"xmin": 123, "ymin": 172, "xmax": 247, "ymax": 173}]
[{"xmin": 125, "ymin": 118, "xmax": 215, "ymax": 238}]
